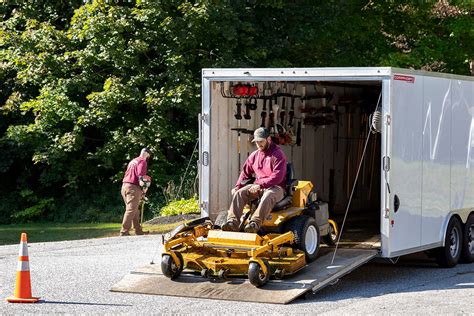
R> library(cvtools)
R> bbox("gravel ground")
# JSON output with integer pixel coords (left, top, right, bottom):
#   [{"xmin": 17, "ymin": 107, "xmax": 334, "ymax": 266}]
[
  {"xmin": 0, "ymin": 235, "xmax": 473, "ymax": 314},
  {"xmin": 145, "ymin": 214, "xmax": 200, "ymax": 225}
]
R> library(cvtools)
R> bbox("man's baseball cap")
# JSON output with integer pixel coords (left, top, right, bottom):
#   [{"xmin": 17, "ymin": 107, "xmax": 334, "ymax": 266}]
[
  {"xmin": 141, "ymin": 147, "xmax": 152, "ymax": 155},
  {"xmin": 252, "ymin": 127, "xmax": 270, "ymax": 142}
]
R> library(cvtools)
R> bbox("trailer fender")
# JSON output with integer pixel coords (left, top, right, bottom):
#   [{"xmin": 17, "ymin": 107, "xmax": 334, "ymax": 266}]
[{"xmin": 439, "ymin": 212, "xmax": 465, "ymax": 246}]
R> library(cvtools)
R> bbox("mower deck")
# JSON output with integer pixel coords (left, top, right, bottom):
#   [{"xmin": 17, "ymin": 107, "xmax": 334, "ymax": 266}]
[
  {"xmin": 167, "ymin": 230, "xmax": 306, "ymax": 278},
  {"xmin": 180, "ymin": 230, "xmax": 307, "ymax": 277}
]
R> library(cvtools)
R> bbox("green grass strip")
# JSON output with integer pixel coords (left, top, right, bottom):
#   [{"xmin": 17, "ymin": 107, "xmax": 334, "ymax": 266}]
[{"xmin": 0, "ymin": 222, "xmax": 183, "ymax": 245}]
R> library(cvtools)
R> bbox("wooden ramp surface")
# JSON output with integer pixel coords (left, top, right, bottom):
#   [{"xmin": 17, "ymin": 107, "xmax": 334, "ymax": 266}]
[{"xmin": 111, "ymin": 248, "xmax": 378, "ymax": 304}]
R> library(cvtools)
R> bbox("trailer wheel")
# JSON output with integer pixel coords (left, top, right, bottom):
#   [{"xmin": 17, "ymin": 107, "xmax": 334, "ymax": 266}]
[
  {"xmin": 161, "ymin": 253, "xmax": 184, "ymax": 279},
  {"xmin": 436, "ymin": 217, "xmax": 462, "ymax": 268},
  {"xmin": 284, "ymin": 215, "xmax": 320, "ymax": 262},
  {"xmin": 248, "ymin": 260, "xmax": 270, "ymax": 287},
  {"xmin": 213, "ymin": 210, "xmax": 228, "ymax": 229},
  {"xmin": 461, "ymin": 214, "xmax": 474, "ymax": 263},
  {"xmin": 323, "ymin": 220, "xmax": 339, "ymax": 246}
]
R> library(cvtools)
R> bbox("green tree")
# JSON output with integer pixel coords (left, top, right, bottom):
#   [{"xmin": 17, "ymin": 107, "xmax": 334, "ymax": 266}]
[{"xmin": 0, "ymin": 0, "xmax": 472, "ymax": 223}]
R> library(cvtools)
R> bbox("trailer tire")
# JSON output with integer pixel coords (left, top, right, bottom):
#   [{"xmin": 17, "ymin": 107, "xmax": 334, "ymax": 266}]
[
  {"xmin": 284, "ymin": 215, "xmax": 320, "ymax": 262},
  {"xmin": 161, "ymin": 253, "xmax": 184, "ymax": 279},
  {"xmin": 460, "ymin": 214, "xmax": 474, "ymax": 263},
  {"xmin": 213, "ymin": 210, "xmax": 228, "ymax": 229},
  {"xmin": 248, "ymin": 260, "xmax": 270, "ymax": 287},
  {"xmin": 436, "ymin": 217, "xmax": 462, "ymax": 268},
  {"xmin": 323, "ymin": 220, "xmax": 339, "ymax": 246}
]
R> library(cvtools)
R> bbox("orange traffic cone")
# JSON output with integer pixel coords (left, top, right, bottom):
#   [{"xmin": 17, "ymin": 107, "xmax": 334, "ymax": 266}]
[{"xmin": 6, "ymin": 233, "xmax": 40, "ymax": 303}]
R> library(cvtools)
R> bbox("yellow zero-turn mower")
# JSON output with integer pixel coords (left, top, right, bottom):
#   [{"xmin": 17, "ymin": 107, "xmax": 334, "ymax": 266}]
[{"xmin": 161, "ymin": 165, "xmax": 339, "ymax": 287}]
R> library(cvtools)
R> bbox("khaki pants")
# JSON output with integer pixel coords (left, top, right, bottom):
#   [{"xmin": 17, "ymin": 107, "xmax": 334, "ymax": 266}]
[
  {"xmin": 121, "ymin": 183, "xmax": 144, "ymax": 233},
  {"xmin": 227, "ymin": 184, "xmax": 284, "ymax": 226}
]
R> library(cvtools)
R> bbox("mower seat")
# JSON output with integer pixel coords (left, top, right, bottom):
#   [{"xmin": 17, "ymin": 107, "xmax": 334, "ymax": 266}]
[{"xmin": 272, "ymin": 163, "xmax": 298, "ymax": 211}]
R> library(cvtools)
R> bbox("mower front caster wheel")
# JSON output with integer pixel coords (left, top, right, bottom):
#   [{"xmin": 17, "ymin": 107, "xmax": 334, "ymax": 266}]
[
  {"xmin": 161, "ymin": 253, "xmax": 184, "ymax": 279},
  {"xmin": 248, "ymin": 260, "xmax": 271, "ymax": 287},
  {"xmin": 218, "ymin": 269, "xmax": 229, "ymax": 279},
  {"xmin": 201, "ymin": 268, "xmax": 209, "ymax": 278}
]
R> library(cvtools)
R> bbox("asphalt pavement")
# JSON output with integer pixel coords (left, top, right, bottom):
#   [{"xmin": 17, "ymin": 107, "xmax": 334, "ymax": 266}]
[{"xmin": 0, "ymin": 235, "xmax": 473, "ymax": 314}]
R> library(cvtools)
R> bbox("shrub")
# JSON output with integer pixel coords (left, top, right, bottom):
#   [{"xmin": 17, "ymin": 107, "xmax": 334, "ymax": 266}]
[{"xmin": 160, "ymin": 197, "xmax": 199, "ymax": 216}]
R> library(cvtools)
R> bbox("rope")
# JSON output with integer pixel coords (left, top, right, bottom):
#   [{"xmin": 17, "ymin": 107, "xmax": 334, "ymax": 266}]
[
  {"xmin": 330, "ymin": 93, "xmax": 382, "ymax": 265},
  {"xmin": 176, "ymin": 138, "xmax": 199, "ymax": 199}
]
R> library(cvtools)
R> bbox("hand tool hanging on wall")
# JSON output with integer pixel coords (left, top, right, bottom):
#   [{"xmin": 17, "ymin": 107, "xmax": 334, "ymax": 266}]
[
  {"xmin": 260, "ymin": 93, "xmax": 267, "ymax": 128},
  {"xmin": 243, "ymin": 98, "xmax": 252, "ymax": 120},
  {"xmin": 273, "ymin": 97, "xmax": 280, "ymax": 121},
  {"xmin": 270, "ymin": 93, "xmax": 279, "ymax": 135},
  {"xmin": 233, "ymin": 96, "xmax": 244, "ymax": 169},
  {"xmin": 234, "ymin": 99, "xmax": 242, "ymax": 120},
  {"xmin": 288, "ymin": 87, "xmax": 296, "ymax": 129},
  {"xmin": 268, "ymin": 96, "xmax": 275, "ymax": 134},
  {"xmin": 244, "ymin": 98, "xmax": 254, "ymax": 157},
  {"xmin": 280, "ymin": 84, "xmax": 287, "ymax": 126},
  {"xmin": 249, "ymin": 96, "xmax": 258, "ymax": 111},
  {"xmin": 231, "ymin": 126, "xmax": 254, "ymax": 168},
  {"xmin": 296, "ymin": 121, "xmax": 302, "ymax": 146},
  {"xmin": 234, "ymin": 122, "xmax": 242, "ymax": 169},
  {"xmin": 301, "ymin": 86, "xmax": 306, "ymax": 129}
]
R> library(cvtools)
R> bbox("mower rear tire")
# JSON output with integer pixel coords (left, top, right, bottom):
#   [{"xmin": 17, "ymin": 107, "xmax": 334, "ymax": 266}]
[
  {"xmin": 161, "ymin": 252, "xmax": 184, "ymax": 279},
  {"xmin": 248, "ymin": 260, "xmax": 270, "ymax": 287},
  {"xmin": 284, "ymin": 215, "xmax": 320, "ymax": 262}
]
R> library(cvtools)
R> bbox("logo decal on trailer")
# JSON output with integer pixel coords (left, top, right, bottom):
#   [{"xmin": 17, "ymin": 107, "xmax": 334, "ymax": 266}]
[{"xmin": 394, "ymin": 74, "xmax": 415, "ymax": 83}]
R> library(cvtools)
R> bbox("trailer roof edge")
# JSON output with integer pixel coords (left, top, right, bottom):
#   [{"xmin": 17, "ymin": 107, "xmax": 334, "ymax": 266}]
[{"xmin": 202, "ymin": 67, "xmax": 474, "ymax": 82}]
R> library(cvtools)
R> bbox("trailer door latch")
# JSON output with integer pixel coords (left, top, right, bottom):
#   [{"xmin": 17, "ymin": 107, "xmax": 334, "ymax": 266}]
[
  {"xmin": 383, "ymin": 156, "xmax": 390, "ymax": 172},
  {"xmin": 202, "ymin": 151, "xmax": 209, "ymax": 166}
]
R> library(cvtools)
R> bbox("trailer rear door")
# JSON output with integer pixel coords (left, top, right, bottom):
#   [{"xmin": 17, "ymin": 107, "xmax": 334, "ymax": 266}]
[{"xmin": 385, "ymin": 73, "xmax": 423, "ymax": 256}]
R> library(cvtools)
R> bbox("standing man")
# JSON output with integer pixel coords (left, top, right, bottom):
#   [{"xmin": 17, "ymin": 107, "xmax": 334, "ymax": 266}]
[
  {"xmin": 120, "ymin": 147, "xmax": 152, "ymax": 236},
  {"xmin": 222, "ymin": 128, "xmax": 287, "ymax": 233}
]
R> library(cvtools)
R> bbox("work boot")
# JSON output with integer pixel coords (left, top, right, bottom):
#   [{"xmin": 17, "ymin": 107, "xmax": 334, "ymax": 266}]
[
  {"xmin": 136, "ymin": 230, "xmax": 150, "ymax": 236},
  {"xmin": 120, "ymin": 231, "xmax": 130, "ymax": 236},
  {"xmin": 244, "ymin": 221, "xmax": 260, "ymax": 233},
  {"xmin": 221, "ymin": 221, "xmax": 239, "ymax": 232}
]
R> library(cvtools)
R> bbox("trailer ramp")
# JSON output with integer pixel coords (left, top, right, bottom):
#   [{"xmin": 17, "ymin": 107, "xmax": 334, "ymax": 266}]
[{"xmin": 111, "ymin": 247, "xmax": 378, "ymax": 304}]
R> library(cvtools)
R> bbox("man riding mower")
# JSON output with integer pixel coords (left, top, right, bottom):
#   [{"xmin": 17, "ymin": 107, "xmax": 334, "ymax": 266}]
[{"xmin": 160, "ymin": 162, "xmax": 339, "ymax": 287}]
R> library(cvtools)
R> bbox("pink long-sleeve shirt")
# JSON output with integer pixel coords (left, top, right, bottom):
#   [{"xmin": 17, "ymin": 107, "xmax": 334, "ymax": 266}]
[
  {"xmin": 235, "ymin": 142, "xmax": 287, "ymax": 190},
  {"xmin": 122, "ymin": 157, "xmax": 148, "ymax": 186}
]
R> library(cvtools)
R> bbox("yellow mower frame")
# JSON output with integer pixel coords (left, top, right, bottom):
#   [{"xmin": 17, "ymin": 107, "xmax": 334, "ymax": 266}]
[{"xmin": 161, "ymin": 181, "xmax": 339, "ymax": 287}]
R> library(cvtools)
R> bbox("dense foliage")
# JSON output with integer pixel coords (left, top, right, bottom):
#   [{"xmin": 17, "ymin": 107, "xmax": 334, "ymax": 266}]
[{"xmin": 0, "ymin": 0, "xmax": 472, "ymax": 223}]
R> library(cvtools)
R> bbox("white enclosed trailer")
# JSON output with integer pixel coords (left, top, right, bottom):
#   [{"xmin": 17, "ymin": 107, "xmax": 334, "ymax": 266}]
[
  {"xmin": 112, "ymin": 68, "xmax": 474, "ymax": 304},
  {"xmin": 199, "ymin": 67, "xmax": 474, "ymax": 262}
]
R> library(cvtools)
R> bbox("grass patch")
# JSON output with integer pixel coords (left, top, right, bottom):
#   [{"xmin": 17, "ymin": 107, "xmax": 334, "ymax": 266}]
[{"xmin": 0, "ymin": 222, "xmax": 184, "ymax": 245}]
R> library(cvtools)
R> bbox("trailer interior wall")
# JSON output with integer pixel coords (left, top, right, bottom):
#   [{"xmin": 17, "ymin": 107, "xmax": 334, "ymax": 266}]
[{"xmin": 208, "ymin": 79, "xmax": 383, "ymax": 244}]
